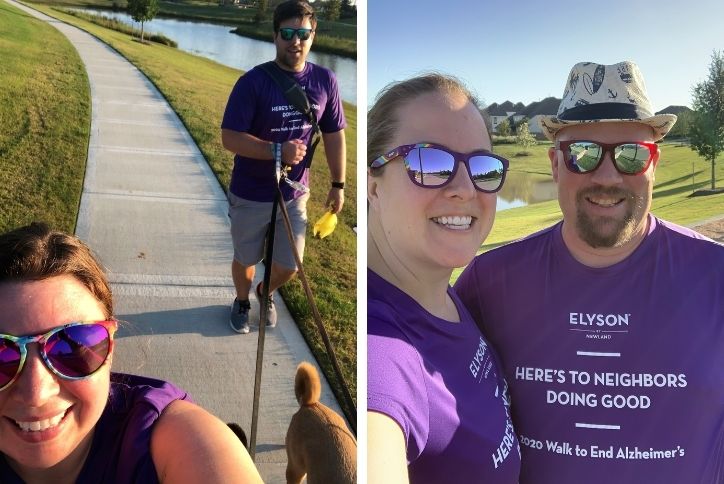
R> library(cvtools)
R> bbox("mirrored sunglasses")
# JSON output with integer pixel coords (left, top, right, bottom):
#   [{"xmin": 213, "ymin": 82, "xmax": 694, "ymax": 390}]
[
  {"xmin": 0, "ymin": 320, "xmax": 117, "ymax": 391},
  {"xmin": 369, "ymin": 143, "xmax": 509, "ymax": 193},
  {"xmin": 558, "ymin": 140, "xmax": 658, "ymax": 175},
  {"xmin": 278, "ymin": 27, "xmax": 313, "ymax": 41}
]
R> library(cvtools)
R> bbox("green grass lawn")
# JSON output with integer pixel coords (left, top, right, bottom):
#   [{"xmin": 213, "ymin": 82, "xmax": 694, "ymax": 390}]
[
  {"xmin": 0, "ymin": 1, "xmax": 90, "ymax": 233},
  {"xmin": 22, "ymin": 2, "xmax": 358, "ymax": 420},
  {"xmin": 450, "ymin": 140, "xmax": 724, "ymax": 283},
  {"xmin": 32, "ymin": 0, "xmax": 356, "ymax": 57}
]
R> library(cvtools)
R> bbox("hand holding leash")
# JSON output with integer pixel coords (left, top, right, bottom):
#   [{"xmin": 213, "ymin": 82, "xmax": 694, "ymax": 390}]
[{"xmin": 282, "ymin": 139, "xmax": 306, "ymax": 165}]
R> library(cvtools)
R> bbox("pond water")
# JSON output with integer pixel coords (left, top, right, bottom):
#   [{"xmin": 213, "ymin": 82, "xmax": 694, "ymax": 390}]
[
  {"xmin": 497, "ymin": 171, "xmax": 557, "ymax": 211},
  {"xmin": 75, "ymin": 8, "xmax": 356, "ymax": 104}
]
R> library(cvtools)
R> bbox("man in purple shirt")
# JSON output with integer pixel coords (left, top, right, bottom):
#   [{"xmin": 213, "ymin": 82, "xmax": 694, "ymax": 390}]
[
  {"xmin": 455, "ymin": 61, "xmax": 723, "ymax": 483},
  {"xmin": 221, "ymin": 0, "xmax": 346, "ymax": 334}
]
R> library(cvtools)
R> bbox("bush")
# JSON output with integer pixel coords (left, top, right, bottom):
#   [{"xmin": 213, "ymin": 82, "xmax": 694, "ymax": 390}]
[
  {"xmin": 59, "ymin": 9, "xmax": 177, "ymax": 47},
  {"xmin": 491, "ymin": 135, "xmax": 517, "ymax": 145}
]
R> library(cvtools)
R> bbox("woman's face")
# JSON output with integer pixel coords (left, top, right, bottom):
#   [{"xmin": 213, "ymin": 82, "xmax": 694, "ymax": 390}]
[
  {"xmin": 0, "ymin": 276, "xmax": 111, "ymax": 473},
  {"xmin": 369, "ymin": 90, "xmax": 497, "ymax": 271}
]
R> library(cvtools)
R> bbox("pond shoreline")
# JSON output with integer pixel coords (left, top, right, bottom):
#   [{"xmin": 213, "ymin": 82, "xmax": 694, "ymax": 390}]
[{"xmin": 61, "ymin": 4, "xmax": 356, "ymax": 58}]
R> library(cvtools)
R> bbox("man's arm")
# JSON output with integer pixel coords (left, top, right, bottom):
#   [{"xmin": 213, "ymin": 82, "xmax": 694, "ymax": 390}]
[
  {"xmin": 221, "ymin": 129, "xmax": 306, "ymax": 165},
  {"xmin": 322, "ymin": 129, "xmax": 346, "ymax": 214}
]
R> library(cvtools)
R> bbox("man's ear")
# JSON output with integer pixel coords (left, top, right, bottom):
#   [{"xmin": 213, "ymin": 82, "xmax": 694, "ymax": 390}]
[
  {"xmin": 549, "ymin": 146, "xmax": 560, "ymax": 182},
  {"xmin": 652, "ymin": 145, "xmax": 661, "ymax": 167}
]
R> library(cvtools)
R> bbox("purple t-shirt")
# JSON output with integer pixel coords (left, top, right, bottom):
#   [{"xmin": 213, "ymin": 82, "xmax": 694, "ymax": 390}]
[
  {"xmin": 0, "ymin": 373, "xmax": 190, "ymax": 483},
  {"xmin": 368, "ymin": 269, "xmax": 521, "ymax": 483},
  {"xmin": 455, "ymin": 215, "xmax": 724, "ymax": 484},
  {"xmin": 221, "ymin": 61, "xmax": 346, "ymax": 202}
]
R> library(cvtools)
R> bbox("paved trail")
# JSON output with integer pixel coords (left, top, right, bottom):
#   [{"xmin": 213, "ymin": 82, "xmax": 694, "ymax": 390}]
[{"xmin": 8, "ymin": 1, "xmax": 345, "ymax": 480}]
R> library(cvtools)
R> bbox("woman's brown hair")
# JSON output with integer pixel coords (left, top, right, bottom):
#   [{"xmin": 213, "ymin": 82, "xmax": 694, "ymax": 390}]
[
  {"xmin": 367, "ymin": 72, "xmax": 491, "ymax": 175},
  {"xmin": 0, "ymin": 222, "xmax": 113, "ymax": 318}
]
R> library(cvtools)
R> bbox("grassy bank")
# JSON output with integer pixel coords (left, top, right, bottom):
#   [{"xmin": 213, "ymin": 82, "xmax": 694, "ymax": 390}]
[
  {"xmin": 27, "ymin": 2, "xmax": 358, "ymax": 418},
  {"xmin": 61, "ymin": 8, "xmax": 177, "ymax": 46},
  {"xmin": 32, "ymin": 0, "xmax": 356, "ymax": 57},
  {"xmin": 0, "ymin": 1, "xmax": 90, "ymax": 233},
  {"xmin": 450, "ymin": 140, "xmax": 724, "ymax": 282}
]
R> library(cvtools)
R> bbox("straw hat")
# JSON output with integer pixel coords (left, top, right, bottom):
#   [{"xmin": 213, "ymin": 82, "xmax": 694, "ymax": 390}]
[{"xmin": 539, "ymin": 61, "xmax": 677, "ymax": 142}]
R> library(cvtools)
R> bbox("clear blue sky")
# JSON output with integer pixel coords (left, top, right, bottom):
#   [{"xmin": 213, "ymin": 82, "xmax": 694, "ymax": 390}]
[{"xmin": 368, "ymin": 0, "xmax": 724, "ymax": 111}]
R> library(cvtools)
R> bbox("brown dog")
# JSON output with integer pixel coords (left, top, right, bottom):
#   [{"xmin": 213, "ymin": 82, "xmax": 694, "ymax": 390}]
[{"xmin": 285, "ymin": 362, "xmax": 356, "ymax": 484}]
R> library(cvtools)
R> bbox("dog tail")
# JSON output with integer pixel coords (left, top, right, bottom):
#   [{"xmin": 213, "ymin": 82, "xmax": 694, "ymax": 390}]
[{"xmin": 295, "ymin": 361, "xmax": 322, "ymax": 406}]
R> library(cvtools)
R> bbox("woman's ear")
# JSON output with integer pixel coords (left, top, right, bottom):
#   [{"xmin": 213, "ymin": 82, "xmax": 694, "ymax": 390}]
[{"xmin": 367, "ymin": 172, "xmax": 380, "ymax": 211}]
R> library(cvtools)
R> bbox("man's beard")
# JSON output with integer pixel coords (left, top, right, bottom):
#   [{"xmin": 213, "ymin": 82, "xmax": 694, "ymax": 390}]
[
  {"xmin": 276, "ymin": 49, "xmax": 305, "ymax": 71},
  {"xmin": 574, "ymin": 186, "xmax": 647, "ymax": 248}
]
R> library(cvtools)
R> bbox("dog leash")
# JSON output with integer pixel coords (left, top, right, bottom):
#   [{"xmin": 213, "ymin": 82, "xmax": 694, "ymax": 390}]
[
  {"xmin": 274, "ymin": 179, "xmax": 357, "ymax": 435},
  {"xmin": 248, "ymin": 158, "xmax": 283, "ymax": 461},
  {"xmin": 249, "ymin": 160, "xmax": 356, "ymax": 461}
]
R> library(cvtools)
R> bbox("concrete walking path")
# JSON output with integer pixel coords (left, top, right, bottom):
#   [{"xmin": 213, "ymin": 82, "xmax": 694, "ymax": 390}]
[
  {"xmin": 690, "ymin": 214, "xmax": 724, "ymax": 243},
  {"xmin": 9, "ymin": 1, "xmax": 344, "ymax": 481}
]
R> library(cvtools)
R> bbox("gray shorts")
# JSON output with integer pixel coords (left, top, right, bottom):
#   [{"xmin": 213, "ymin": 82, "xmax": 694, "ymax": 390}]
[{"xmin": 228, "ymin": 192, "xmax": 309, "ymax": 270}]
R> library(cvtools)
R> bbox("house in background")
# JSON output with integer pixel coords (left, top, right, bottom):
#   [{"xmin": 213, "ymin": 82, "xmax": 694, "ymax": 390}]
[
  {"xmin": 486, "ymin": 98, "xmax": 692, "ymax": 137},
  {"xmin": 486, "ymin": 97, "xmax": 560, "ymax": 135},
  {"xmin": 487, "ymin": 101, "xmax": 526, "ymax": 132},
  {"xmin": 655, "ymin": 105, "xmax": 692, "ymax": 116},
  {"xmin": 520, "ymin": 97, "xmax": 560, "ymax": 135}
]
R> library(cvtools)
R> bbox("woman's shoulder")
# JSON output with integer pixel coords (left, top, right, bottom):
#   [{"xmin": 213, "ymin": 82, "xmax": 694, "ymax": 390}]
[
  {"xmin": 150, "ymin": 400, "xmax": 262, "ymax": 483},
  {"xmin": 77, "ymin": 373, "xmax": 190, "ymax": 483},
  {"xmin": 108, "ymin": 373, "xmax": 190, "ymax": 413}
]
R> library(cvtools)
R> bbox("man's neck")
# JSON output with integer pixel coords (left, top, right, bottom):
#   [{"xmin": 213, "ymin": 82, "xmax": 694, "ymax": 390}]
[
  {"xmin": 274, "ymin": 59, "xmax": 306, "ymax": 73},
  {"xmin": 561, "ymin": 215, "xmax": 651, "ymax": 268}
]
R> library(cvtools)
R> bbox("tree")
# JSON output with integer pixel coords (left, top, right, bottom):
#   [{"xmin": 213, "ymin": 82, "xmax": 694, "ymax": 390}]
[
  {"xmin": 127, "ymin": 0, "xmax": 159, "ymax": 43},
  {"xmin": 325, "ymin": 0, "xmax": 342, "ymax": 21},
  {"xmin": 690, "ymin": 50, "xmax": 724, "ymax": 190},
  {"xmin": 516, "ymin": 121, "xmax": 536, "ymax": 150},
  {"xmin": 497, "ymin": 119, "xmax": 511, "ymax": 136},
  {"xmin": 667, "ymin": 109, "xmax": 692, "ymax": 139},
  {"xmin": 340, "ymin": 0, "xmax": 356, "ymax": 19},
  {"xmin": 253, "ymin": 0, "xmax": 269, "ymax": 24}
]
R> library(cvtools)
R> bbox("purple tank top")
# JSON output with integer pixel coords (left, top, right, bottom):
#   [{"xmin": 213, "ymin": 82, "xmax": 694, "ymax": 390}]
[{"xmin": 0, "ymin": 373, "xmax": 190, "ymax": 483}]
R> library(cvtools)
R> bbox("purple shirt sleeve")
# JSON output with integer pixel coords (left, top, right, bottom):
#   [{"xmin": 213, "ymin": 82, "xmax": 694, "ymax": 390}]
[{"xmin": 368, "ymin": 308, "xmax": 430, "ymax": 461}]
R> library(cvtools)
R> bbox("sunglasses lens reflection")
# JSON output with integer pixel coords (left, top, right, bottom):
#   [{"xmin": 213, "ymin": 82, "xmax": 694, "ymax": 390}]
[
  {"xmin": 469, "ymin": 156, "xmax": 505, "ymax": 192},
  {"xmin": 46, "ymin": 324, "xmax": 111, "ymax": 378},
  {"xmin": 615, "ymin": 143, "xmax": 650, "ymax": 173},
  {"xmin": 0, "ymin": 339, "xmax": 22, "ymax": 388},
  {"xmin": 406, "ymin": 147, "xmax": 456, "ymax": 187},
  {"xmin": 279, "ymin": 28, "xmax": 311, "ymax": 41},
  {"xmin": 567, "ymin": 141, "xmax": 602, "ymax": 173}
]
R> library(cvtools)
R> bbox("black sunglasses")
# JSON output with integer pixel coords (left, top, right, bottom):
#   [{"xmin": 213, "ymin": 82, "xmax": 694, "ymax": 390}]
[{"xmin": 278, "ymin": 28, "xmax": 314, "ymax": 41}]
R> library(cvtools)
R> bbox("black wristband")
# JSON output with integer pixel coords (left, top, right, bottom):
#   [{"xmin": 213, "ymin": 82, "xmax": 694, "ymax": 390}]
[{"xmin": 331, "ymin": 181, "xmax": 345, "ymax": 189}]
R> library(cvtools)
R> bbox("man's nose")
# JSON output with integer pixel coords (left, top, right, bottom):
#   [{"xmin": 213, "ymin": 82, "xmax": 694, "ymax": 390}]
[{"xmin": 590, "ymin": 149, "xmax": 624, "ymax": 185}]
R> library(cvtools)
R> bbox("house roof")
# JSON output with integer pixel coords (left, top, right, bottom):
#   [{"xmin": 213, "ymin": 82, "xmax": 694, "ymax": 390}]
[
  {"xmin": 522, "ymin": 97, "xmax": 560, "ymax": 116},
  {"xmin": 486, "ymin": 101, "xmax": 516, "ymax": 116},
  {"xmin": 655, "ymin": 105, "xmax": 692, "ymax": 115},
  {"xmin": 485, "ymin": 97, "xmax": 561, "ymax": 118}
]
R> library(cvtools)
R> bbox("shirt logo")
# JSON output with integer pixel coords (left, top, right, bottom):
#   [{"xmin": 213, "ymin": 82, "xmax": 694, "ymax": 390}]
[{"xmin": 569, "ymin": 312, "xmax": 630, "ymax": 327}]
